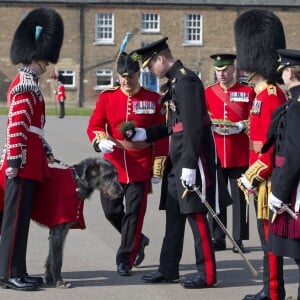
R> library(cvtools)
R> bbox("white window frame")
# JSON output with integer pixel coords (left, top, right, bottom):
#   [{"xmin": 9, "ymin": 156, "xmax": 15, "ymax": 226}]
[
  {"xmin": 141, "ymin": 13, "xmax": 160, "ymax": 33},
  {"xmin": 95, "ymin": 69, "xmax": 113, "ymax": 90},
  {"xmin": 58, "ymin": 70, "xmax": 75, "ymax": 88},
  {"xmin": 183, "ymin": 14, "xmax": 202, "ymax": 46},
  {"xmin": 95, "ymin": 12, "xmax": 114, "ymax": 44}
]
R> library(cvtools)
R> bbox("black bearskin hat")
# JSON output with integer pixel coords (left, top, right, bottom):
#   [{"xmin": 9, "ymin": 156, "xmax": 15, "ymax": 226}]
[
  {"xmin": 10, "ymin": 7, "xmax": 64, "ymax": 65},
  {"xmin": 234, "ymin": 9, "xmax": 286, "ymax": 83}
]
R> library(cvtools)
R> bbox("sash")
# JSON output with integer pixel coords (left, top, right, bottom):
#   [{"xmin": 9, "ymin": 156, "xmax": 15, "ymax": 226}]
[{"xmin": 211, "ymin": 84, "xmax": 244, "ymax": 119}]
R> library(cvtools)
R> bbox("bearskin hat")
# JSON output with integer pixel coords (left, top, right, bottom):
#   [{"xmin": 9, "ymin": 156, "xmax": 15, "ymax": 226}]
[
  {"xmin": 10, "ymin": 7, "xmax": 64, "ymax": 65},
  {"xmin": 234, "ymin": 9, "xmax": 286, "ymax": 83}
]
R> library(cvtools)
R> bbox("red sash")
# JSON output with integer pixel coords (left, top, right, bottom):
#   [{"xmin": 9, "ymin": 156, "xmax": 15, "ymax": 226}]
[{"xmin": 211, "ymin": 84, "xmax": 244, "ymax": 119}]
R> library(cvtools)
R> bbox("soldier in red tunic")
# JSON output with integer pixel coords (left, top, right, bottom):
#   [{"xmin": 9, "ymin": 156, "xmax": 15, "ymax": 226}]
[
  {"xmin": 0, "ymin": 8, "xmax": 64, "ymax": 291},
  {"xmin": 205, "ymin": 54, "xmax": 255, "ymax": 252},
  {"xmin": 87, "ymin": 52, "xmax": 169, "ymax": 276},
  {"xmin": 235, "ymin": 9, "xmax": 287, "ymax": 300},
  {"xmin": 56, "ymin": 74, "xmax": 66, "ymax": 118}
]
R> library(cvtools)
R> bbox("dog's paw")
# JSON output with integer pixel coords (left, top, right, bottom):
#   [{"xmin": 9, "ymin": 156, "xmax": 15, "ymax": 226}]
[{"xmin": 56, "ymin": 280, "xmax": 72, "ymax": 289}]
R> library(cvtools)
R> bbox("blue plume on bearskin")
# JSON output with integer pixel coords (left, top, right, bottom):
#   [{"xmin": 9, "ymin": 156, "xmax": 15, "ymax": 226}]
[{"xmin": 10, "ymin": 7, "xmax": 64, "ymax": 65}]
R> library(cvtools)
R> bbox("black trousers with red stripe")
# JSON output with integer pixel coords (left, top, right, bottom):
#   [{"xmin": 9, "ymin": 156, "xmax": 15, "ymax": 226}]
[
  {"xmin": 158, "ymin": 173, "xmax": 217, "ymax": 284},
  {"xmin": 100, "ymin": 180, "xmax": 149, "ymax": 268},
  {"xmin": 0, "ymin": 177, "xmax": 36, "ymax": 279},
  {"xmin": 255, "ymin": 201, "xmax": 285, "ymax": 300}
]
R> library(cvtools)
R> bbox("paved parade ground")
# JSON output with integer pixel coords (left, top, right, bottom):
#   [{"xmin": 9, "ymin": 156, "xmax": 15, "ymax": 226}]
[{"xmin": 0, "ymin": 115, "xmax": 298, "ymax": 300}]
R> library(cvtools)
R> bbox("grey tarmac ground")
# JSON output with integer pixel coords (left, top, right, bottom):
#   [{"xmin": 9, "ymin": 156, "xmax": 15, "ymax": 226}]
[{"xmin": 0, "ymin": 115, "xmax": 298, "ymax": 300}]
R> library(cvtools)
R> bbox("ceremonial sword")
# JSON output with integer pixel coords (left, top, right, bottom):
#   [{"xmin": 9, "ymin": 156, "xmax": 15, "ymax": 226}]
[{"xmin": 182, "ymin": 184, "xmax": 258, "ymax": 277}]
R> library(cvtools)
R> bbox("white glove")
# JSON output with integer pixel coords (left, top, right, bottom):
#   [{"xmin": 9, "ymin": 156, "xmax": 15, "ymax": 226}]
[
  {"xmin": 180, "ymin": 168, "xmax": 196, "ymax": 187},
  {"xmin": 131, "ymin": 128, "xmax": 147, "ymax": 141},
  {"xmin": 151, "ymin": 177, "xmax": 161, "ymax": 184},
  {"xmin": 268, "ymin": 192, "xmax": 283, "ymax": 211},
  {"xmin": 234, "ymin": 121, "xmax": 245, "ymax": 132},
  {"xmin": 98, "ymin": 139, "xmax": 116, "ymax": 153},
  {"xmin": 240, "ymin": 174, "xmax": 253, "ymax": 190}
]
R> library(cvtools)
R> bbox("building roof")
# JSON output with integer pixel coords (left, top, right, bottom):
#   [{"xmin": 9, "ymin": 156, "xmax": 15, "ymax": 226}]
[{"xmin": 0, "ymin": 0, "xmax": 299, "ymax": 7}]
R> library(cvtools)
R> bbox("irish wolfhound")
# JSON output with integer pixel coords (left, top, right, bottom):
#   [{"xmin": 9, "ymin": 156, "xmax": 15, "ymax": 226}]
[{"xmin": 31, "ymin": 157, "xmax": 123, "ymax": 288}]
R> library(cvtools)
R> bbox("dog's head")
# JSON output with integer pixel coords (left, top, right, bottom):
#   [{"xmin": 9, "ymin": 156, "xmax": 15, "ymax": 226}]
[{"xmin": 74, "ymin": 157, "xmax": 123, "ymax": 200}]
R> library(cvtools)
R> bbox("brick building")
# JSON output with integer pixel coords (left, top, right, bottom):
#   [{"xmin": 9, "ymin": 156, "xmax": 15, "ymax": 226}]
[{"xmin": 0, "ymin": 0, "xmax": 299, "ymax": 106}]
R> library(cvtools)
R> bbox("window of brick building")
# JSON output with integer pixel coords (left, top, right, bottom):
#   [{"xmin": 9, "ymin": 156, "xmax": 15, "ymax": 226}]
[
  {"xmin": 141, "ymin": 13, "xmax": 160, "ymax": 33},
  {"xmin": 95, "ymin": 69, "xmax": 113, "ymax": 90},
  {"xmin": 184, "ymin": 14, "xmax": 202, "ymax": 45},
  {"xmin": 95, "ymin": 12, "xmax": 114, "ymax": 44},
  {"xmin": 141, "ymin": 70, "xmax": 159, "ymax": 92},
  {"xmin": 58, "ymin": 70, "xmax": 75, "ymax": 88}
]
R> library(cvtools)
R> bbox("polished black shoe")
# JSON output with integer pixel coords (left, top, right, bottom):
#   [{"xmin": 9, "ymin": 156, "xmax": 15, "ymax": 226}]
[
  {"xmin": 212, "ymin": 238, "xmax": 226, "ymax": 251},
  {"xmin": 233, "ymin": 240, "xmax": 248, "ymax": 253},
  {"xmin": 117, "ymin": 263, "xmax": 131, "ymax": 276},
  {"xmin": 0, "ymin": 277, "xmax": 39, "ymax": 291},
  {"xmin": 134, "ymin": 236, "xmax": 150, "ymax": 267},
  {"xmin": 141, "ymin": 271, "xmax": 179, "ymax": 283},
  {"xmin": 181, "ymin": 273, "xmax": 215, "ymax": 289},
  {"xmin": 23, "ymin": 275, "xmax": 43, "ymax": 286},
  {"xmin": 242, "ymin": 290, "xmax": 270, "ymax": 300}
]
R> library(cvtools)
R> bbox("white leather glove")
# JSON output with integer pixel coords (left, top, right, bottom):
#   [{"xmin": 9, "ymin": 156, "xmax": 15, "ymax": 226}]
[
  {"xmin": 180, "ymin": 168, "xmax": 196, "ymax": 187},
  {"xmin": 239, "ymin": 174, "xmax": 253, "ymax": 190},
  {"xmin": 131, "ymin": 128, "xmax": 147, "ymax": 141},
  {"xmin": 234, "ymin": 121, "xmax": 246, "ymax": 132},
  {"xmin": 5, "ymin": 167, "xmax": 19, "ymax": 179},
  {"xmin": 98, "ymin": 139, "xmax": 116, "ymax": 153},
  {"xmin": 151, "ymin": 177, "xmax": 161, "ymax": 184},
  {"xmin": 268, "ymin": 192, "xmax": 283, "ymax": 211}
]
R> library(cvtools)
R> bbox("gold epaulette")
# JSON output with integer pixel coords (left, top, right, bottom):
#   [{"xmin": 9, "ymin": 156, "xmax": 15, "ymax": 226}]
[
  {"xmin": 267, "ymin": 84, "xmax": 277, "ymax": 96},
  {"xmin": 101, "ymin": 86, "xmax": 120, "ymax": 94},
  {"xmin": 180, "ymin": 68, "xmax": 187, "ymax": 75},
  {"xmin": 254, "ymin": 81, "xmax": 277, "ymax": 96}
]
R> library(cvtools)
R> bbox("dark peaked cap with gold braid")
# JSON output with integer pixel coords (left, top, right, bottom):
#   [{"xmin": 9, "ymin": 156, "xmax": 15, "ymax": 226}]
[
  {"xmin": 10, "ymin": 7, "xmax": 64, "ymax": 65},
  {"xmin": 277, "ymin": 49, "xmax": 300, "ymax": 72},
  {"xmin": 131, "ymin": 37, "xmax": 169, "ymax": 68}
]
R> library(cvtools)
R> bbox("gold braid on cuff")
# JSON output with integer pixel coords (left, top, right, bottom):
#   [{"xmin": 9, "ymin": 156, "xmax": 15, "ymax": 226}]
[{"xmin": 152, "ymin": 156, "xmax": 166, "ymax": 178}]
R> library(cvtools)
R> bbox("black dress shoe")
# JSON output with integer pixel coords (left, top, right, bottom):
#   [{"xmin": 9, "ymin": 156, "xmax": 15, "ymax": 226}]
[
  {"xmin": 23, "ymin": 275, "xmax": 43, "ymax": 285},
  {"xmin": 134, "ymin": 236, "xmax": 150, "ymax": 267},
  {"xmin": 233, "ymin": 240, "xmax": 248, "ymax": 253},
  {"xmin": 117, "ymin": 263, "xmax": 131, "ymax": 276},
  {"xmin": 0, "ymin": 277, "xmax": 39, "ymax": 291},
  {"xmin": 141, "ymin": 271, "xmax": 179, "ymax": 283},
  {"xmin": 181, "ymin": 273, "xmax": 215, "ymax": 289},
  {"xmin": 242, "ymin": 290, "xmax": 270, "ymax": 300},
  {"xmin": 212, "ymin": 238, "xmax": 226, "ymax": 251}
]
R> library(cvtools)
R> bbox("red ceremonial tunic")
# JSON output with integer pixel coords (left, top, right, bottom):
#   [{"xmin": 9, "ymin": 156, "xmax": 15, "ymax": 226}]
[
  {"xmin": 31, "ymin": 167, "xmax": 85, "ymax": 229},
  {"xmin": 249, "ymin": 82, "xmax": 286, "ymax": 180},
  {"xmin": 87, "ymin": 86, "xmax": 169, "ymax": 183},
  {"xmin": 0, "ymin": 68, "xmax": 52, "ymax": 213},
  {"xmin": 56, "ymin": 84, "xmax": 66, "ymax": 102},
  {"xmin": 205, "ymin": 82, "xmax": 255, "ymax": 168}
]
